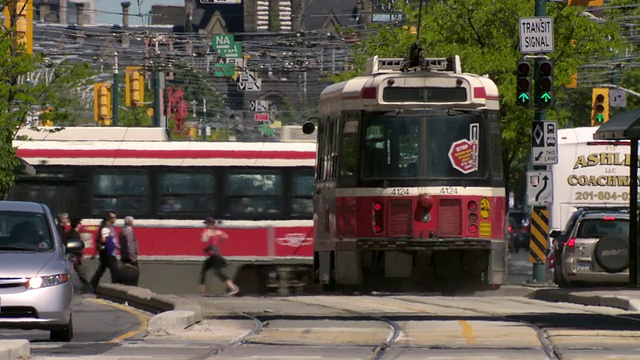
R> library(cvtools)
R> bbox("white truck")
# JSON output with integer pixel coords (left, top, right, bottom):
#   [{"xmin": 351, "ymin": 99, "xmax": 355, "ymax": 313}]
[{"xmin": 549, "ymin": 126, "xmax": 632, "ymax": 232}]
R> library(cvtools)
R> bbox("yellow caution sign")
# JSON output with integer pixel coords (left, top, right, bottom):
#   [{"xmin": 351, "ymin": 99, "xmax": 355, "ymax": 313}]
[
  {"xmin": 529, "ymin": 208, "xmax": 549, "ymax": 264},
  {"xmin": 480, "ymin": 198, "xmax": 490, "ymax": 219}
]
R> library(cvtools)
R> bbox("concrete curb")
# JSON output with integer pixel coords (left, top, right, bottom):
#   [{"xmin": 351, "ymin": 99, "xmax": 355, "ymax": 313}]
[
  {"xmin": 0, "ymin": 339, "xmax": 29, "ymax": 360},
  {"xmin": 528, "ymin": 288, "xmax": 640, "ymax": 311},
  {"xmin": 96, "ymin": 284, "xmax": 203, "ymax": 335}
]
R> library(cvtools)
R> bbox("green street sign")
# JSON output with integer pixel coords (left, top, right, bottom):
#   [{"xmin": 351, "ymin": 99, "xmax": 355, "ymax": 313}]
[
  {"xmin": 540, "ymin": 92, "xmax": 552, "ymax": 103},
  {"xmin": 214, "ymin": 63, "xmax": 236, "ymax": 77},
  {"xmin": 212, "ymin": 34, "xmax": 234, "ymax": 50},
  {"xmin": 220, "ymin": 43, "xmax": 243, "ymax": 58},
  {"xmin": 596, "ymin": 113, "xmax": 605, "ymax": 123}
]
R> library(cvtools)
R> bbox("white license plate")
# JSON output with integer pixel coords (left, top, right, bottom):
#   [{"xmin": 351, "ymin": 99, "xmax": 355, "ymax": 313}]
[{"xmin": 577, "ymin": 262, "xmax": 592, "ymax": 271}]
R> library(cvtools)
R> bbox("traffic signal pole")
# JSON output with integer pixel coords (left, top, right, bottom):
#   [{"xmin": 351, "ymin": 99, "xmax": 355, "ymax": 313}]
[
  {"xmin": 112, "ymin": 52, "xmax": 119, "ymax": 126},
  {"xmin": 531, "ymin": 0, "xmax": 548, "ymax": 284}
]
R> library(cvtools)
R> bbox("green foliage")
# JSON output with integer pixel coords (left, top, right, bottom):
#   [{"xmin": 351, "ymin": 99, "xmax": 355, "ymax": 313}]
[
  {"xmin": 0, "ymin": 2, "xmax": 94, "ymax": 193},
  {"xmin": 337, "ymin": 0, "xmax": 629, "ymax": 203}
]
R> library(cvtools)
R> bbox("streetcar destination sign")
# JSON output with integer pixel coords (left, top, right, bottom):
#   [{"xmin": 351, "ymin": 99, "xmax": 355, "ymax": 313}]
[{"xmin": 519, "ymin": 17, "xmax": 554, "ymax": 54}]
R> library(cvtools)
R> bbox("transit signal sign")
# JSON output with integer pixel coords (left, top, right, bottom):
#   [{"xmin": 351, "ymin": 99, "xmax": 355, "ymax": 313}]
[{"xmin": 519, "ymin": 17, "xmax": 554, "ymax": 54}]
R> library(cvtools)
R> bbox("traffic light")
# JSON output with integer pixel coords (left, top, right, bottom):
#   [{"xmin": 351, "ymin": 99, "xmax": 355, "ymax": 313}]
[
  {"xmin": 567, "ymin": 0, "xmax": 604, "ymax": 6},
  {"xmin": 3, "ymin": 0, "xmax": 34, "ymax": 54},
  {"xmin": 93, "ymin": 83, "xmax": 112, "ymax": 122},
  {"xmin": 516, "ymin": 60, "xmax": 532, "ymax": 107},
  {"xmin": 536, "ymin": 60, "xmax": 554, "ymax": 109},
  {"xmin": 39, "ymin": 106, "xmax": 54, "ymax": 127},
  {"xmin": 591, "ymin": 88, "xmax": 610, "ymax": 126},
  {"xmin": 125, "ymin": 66, "xmax": 144, "ymax": 106}
]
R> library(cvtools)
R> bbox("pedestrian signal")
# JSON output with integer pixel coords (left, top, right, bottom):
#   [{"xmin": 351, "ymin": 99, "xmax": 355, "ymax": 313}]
[
  {"xmin": 516, "ymin": 61, "xmax": 532, "ymax": 107},
  {"xmin": 591, "ymin": 88, "xmax": 610, "ymax": 126}
]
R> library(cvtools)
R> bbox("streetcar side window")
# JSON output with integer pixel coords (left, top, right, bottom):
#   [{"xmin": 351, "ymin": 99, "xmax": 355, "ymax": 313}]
[
  {"xmin": 339, "ymin": 119, "xmax": 359, "ymax": 186},
  {"xmin": 224, "ymin": 171, "xmax": 283, "ymax": 217},
  {"xmin": 159, "ymin": 172, "xmax": 215, "ymax": 214},
  {"xmin": 92, "ymin": 171, "xmax": 150, "ymax": 215},
  {"xmin": 290, "ymin": 169, "xmax": 314, "ymax": 217}
]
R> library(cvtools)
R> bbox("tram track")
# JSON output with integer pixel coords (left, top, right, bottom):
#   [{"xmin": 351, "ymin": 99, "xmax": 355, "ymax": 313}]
[{"xmin": 195, "ymin": 294, "xmax": 640, "ymax": 359}]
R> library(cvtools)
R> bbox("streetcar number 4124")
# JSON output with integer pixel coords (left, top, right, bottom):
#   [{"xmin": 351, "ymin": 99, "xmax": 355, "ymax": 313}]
[{"xmin": 391, "ymin": 188, "xmax": 410, "ymax": 195}]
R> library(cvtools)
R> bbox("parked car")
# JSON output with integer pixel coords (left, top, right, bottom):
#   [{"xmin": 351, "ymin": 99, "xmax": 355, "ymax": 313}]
[
  {"xmin": 549, "ymin": 208, "xmax": 585, "ymax": 285},
  {"xmin": 557, "ymin": 207, "xmax": 630, "ymax": 287},
  {"xmin": 0, "ymin": 201, "xmax": 84, "ymax": 341},
  {"xmin": 508, "ymin": 211, "xmax": 530, "ymax": 253}
]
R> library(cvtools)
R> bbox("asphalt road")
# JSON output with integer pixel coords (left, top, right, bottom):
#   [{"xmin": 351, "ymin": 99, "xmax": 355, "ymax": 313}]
[{"xmin": 6, "ymin": 290, "xmax": 640, "ymax": 359}]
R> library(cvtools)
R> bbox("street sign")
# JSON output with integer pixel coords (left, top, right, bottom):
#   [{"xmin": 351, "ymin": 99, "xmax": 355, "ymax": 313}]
[
  {"xmin": 519, "ymin": 17, "xmax": 554, "ymax": 54},
  {"xmin": 212, "ymin": 34, "xmax": 234, "ymax": 50},
  {"xmin": 238, "ymin": 72, "xmax": 262, "ymax": 91},
  {"xmin": 609, "ymin": 89, "xmax": 627, "ymax": 108},
  {"xmin": 527, "ymin": 170, "xmax": 553, "ymax": 206},
  {"xmin": 531, "ymin": 120, "xmax": 558, "ymax": 165},
  {"xmin": 250, "ymin": 100, "xmax": 269, "ymax": 112},
  {"xmin": 219, "ymin": 43, "xmax": 243, "ymax": 58},
  {"xmin": 238, "ymin": 79, "xmax": 262, "ymax": 91},
  {"xmin": 254, "ymin": 113, "xmax": 270, "ymax": 122}
]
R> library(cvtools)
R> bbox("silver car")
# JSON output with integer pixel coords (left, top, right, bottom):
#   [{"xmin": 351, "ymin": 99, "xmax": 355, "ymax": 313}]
[
  {"xmin": 560, "ymin": 210, "xmax": 629, "ymax": 286},
  {"xmin": 0, "ymin": 201, "xmax": 84, "ymax": 341}
]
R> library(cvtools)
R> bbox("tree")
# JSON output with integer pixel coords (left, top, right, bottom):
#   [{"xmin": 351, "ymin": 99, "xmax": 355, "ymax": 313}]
[
  {"xmin": 0, "ymin": 0, "xmax": 94, "ymax": 194},
  {"xmin": 336, "ymin": 0, "xmax": 626, "ymax": 202}
]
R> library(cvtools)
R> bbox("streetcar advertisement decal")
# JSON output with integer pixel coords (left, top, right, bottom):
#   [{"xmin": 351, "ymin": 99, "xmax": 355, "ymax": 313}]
[{"xmin": 448, "ymin": 124, "xmax": 479, "ymax": 174}]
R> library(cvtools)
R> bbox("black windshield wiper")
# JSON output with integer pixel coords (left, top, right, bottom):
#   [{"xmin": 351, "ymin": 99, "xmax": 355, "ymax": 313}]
[{"xmin": 0, "ymin": 245, "xmax": 33, "ymax": 251}]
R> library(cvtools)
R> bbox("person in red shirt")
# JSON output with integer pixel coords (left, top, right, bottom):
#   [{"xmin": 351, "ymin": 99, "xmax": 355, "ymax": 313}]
[{"xmin": 199, "ymin": 217, "xmax": 239, "ymax": 296}]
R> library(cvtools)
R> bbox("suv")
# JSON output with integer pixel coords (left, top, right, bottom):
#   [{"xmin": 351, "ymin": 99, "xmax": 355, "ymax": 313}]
[
  {"xmin": 551, "ymin": 207, "xmax": 629, "ymax": 287},
  {"xmin": 0, "ymin": 201, "xmax": 84, "ymax": 341}
]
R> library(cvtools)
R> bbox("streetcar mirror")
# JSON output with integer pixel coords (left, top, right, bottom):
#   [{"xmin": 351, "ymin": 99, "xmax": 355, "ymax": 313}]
[
  {"xmin": 302, "ymin": 121, "xmax": 315, "ymax": 134},
  {"xmin": 549, "ymin": 230, "xmax": 561, "ymax": 239}
]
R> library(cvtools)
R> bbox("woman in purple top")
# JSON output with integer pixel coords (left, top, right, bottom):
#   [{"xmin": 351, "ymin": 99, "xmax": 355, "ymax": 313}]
[{"xmin": 90, "ymin": 214, "xmax": 120, "ymax": 291}]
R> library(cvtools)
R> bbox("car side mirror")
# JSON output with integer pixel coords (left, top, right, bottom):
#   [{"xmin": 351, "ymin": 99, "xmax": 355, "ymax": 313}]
[
  {"xmin": 549, "ymin": 230, "xmax": 561, "ymax": 239},
  {"xmin": 65, "ymin": 239, "xmax": 85, "ymax": 254}
]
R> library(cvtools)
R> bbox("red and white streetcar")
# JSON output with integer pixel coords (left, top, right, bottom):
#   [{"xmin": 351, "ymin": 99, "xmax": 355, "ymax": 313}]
[
  {"xmin": 304, "ymin": 55, "xmax": 507, "ymax": 293},
  {"xmin": 11, "ymin": 127, "xmax": 316, "ymax": 264}
]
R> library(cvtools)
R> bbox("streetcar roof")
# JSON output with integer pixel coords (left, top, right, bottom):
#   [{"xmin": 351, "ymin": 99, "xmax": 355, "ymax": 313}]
[{"xmin": 13, "ymin": 127, "xmax": 316, "ymax": 167}]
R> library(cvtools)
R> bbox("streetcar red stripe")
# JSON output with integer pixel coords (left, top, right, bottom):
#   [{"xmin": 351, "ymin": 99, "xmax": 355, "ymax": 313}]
[{"xmin": 16, "ymin": 149, "xmax": 316, "ymax": 160}]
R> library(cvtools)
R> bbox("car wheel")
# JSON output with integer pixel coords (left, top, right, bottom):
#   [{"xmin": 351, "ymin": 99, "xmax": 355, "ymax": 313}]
[{"xmin": 50, "ymin": 314, "xmax": 73, "ymax": 342}]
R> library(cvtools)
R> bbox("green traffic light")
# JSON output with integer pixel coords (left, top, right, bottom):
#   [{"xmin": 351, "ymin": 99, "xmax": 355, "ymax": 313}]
[
  {"xmin": 540, "ymin": 93, "xmax": 552, "ymax": 103},
  {"xmin": 518, "ymin": 93, "xmax": 530, "ymax": 103},
  {"xmin": 596, "ymin": 113, "xmax": 605, "ymax": 123}
]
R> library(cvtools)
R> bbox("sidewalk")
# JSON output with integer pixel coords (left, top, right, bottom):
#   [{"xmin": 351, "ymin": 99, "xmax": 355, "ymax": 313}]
[{"xmin": 528, "ymin": 287, "xmax": 640, "ymax": 311}]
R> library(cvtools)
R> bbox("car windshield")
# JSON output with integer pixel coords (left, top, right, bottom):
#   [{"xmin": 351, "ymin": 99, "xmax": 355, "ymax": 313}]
[
  {"xmin": 0, "ymin": 211, "xmax": 53, "ymax": 252},
  {"xmin": 576, "ymin": 218, "xmax": 629, "ymax": 239}
]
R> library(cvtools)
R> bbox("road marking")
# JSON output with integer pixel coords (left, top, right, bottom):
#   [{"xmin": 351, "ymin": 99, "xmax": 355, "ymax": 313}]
[
  {"xmin": 92, "ymin": 298, "xmax": 149, "ymax": 342},
  {"xmin": 456, "ymin": 320, "xmax": 476, "ymax": 345}
]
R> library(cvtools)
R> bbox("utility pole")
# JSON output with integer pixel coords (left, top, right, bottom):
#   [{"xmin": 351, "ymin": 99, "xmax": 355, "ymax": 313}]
[
  {"xmin": 112, "ymin": 52, "xmax": 119, "ymax": 126},
  {"xmin": 530, "ymin": 0, "xmax": 550, "ymax": 284}
]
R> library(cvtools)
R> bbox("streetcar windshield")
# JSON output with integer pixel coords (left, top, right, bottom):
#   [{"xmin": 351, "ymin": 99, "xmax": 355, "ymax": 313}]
[{"xmin": 361, "ymin": 112, "xmax": 489, "ymax": 180}]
